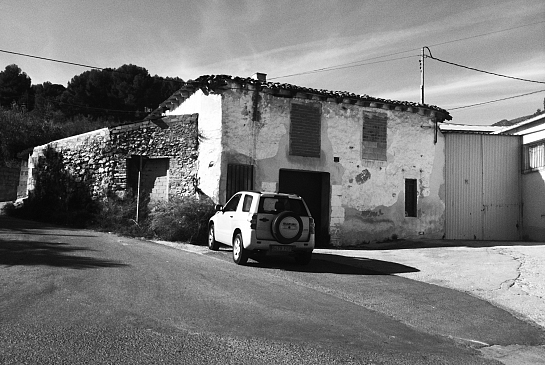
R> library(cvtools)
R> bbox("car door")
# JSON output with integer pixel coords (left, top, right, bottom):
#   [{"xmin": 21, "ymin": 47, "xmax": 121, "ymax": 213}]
[{"xmin": 215, "ymin": 193, "xmax": 241, "ymax": 244}]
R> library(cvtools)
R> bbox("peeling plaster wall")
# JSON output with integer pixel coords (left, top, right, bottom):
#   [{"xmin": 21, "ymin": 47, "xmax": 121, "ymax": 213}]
[
  {"xmin": 324, "ymin": 105, "xmax": 446, "ymax": 245},
  {"xmin": 167, "ymin": 90, "xmax": 223, "ymax": 202},
  {"xmin": 214, "ymin": 87, "xmax": 445, "ymax": 245},
  {"xmin": 221, "ymin": 89, "xmax": 343, "ymax": 192}
]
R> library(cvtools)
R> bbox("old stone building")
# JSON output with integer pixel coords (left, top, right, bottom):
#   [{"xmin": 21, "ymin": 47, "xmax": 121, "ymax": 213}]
[
  {"xmin": 147, "ymin": 74, "xmax": 452, "ymax": 246},
  {"xmin": 22, "ymin": 74, "xmax": 454, "ymax": 246}
]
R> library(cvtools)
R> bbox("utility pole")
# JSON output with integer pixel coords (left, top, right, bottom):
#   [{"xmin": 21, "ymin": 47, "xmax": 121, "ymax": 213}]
[{"xmin": 420, "ymin": 47, "xmax": 425, "ymax": 104}]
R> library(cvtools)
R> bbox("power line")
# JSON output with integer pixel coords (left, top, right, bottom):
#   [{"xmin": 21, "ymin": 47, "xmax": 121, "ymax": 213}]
[
  {"xmin": 0, "ymin": 49, "xmax": 105, "ymax": 71},
  {"xmin": 0, "ymin": 48, "xmax": 184, "ymax": 85},
  {"xmin": 269, "ymin": 19, "xmax": 545, "ymax": 80},
  {"xmin": 426, "ymin": 19, "xmax": 545, "ymax": 48},
  {"xmin": 268, "ymin": 55, "xmax": 419, "ymax": 80},
  {"xmin": 427, "ymin": 55, "xmax": 545, "ymax": 84},
  {"xmin": 449, "ymin": 89, "xmax": 545, "ymax": 111}
]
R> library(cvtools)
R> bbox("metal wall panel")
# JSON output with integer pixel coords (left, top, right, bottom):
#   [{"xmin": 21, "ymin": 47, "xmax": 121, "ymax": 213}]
[
  {"xmin": 445, "ymin": 134, "xmax": 484, "ymax": 239},
  {"xmin": 445, "ymin": 134, "xmax": 521, "ymax": 240},
  {"xmin": 481, "ymin": 135, "xmax": 521, "ymax": 240}
]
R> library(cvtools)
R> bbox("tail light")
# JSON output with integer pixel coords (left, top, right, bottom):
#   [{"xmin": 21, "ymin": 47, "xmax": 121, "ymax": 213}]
[
  {"xmin": 250, "ymin": 214, "xmax": 257, "ymax": 230},
  {"xmin": 309, "ymin": 217, "xmax": 315, "ymax": 234}
]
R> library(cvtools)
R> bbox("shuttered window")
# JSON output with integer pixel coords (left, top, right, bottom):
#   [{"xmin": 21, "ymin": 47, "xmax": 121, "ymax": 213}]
[
  {"xmin": 405, "ymin": 179, "xmax": 417, "ymax": 217},
  {"xmin": 226, "ymin": 164, "xmax": 254, "ymax": 200},
  {"xmin": 362, "ymin": 112, "xmax": 387, "ymax": 161},
  {"xmin": 289, "ymin": 103, "xmax": 321, "ymax": 158}
]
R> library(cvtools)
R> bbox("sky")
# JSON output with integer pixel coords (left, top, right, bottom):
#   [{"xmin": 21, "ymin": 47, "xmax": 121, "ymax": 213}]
[{"xmin": 0, "ymin": 0, "xmax": 544, "ymax": 125}]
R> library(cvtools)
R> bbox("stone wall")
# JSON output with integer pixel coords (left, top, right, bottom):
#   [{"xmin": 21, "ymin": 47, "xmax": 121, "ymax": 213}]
[
  {"xmin": 109, "ymin": 114, "xmax": 199, "ymax": 198},
  {"xmin": 26, "ymin": 114, "xmax": 199, "ymax": 201},
  {"xmin": 0, "ymin": 165, "xmax": 20, "ymax": 201},
  {"xmin": 17, "ymin": 159, "xmax": 28, "ymax": 199}
]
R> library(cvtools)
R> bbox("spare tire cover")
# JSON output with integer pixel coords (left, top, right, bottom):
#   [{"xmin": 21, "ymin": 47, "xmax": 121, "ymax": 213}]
[{"xmin": 271, "ymin": 211, "xmax": 303, "ymax": 244}]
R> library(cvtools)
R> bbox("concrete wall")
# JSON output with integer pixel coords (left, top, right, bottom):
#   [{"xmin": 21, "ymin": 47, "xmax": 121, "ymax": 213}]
[
  {"xmin": 521, "ymin": 129, "xmax": 545, "ymax": 241},
  {"xmin": 175, "ymin": 84, "xmax": 445, "ymax": 246},
  {"xmin": 522, "ymin": 169, "xmax": 545, "ymax": 241}
]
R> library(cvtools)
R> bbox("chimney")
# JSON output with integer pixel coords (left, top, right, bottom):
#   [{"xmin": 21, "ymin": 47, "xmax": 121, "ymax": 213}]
[{"xmin": 251, "ymin": 72, "xmax": 267, "ymax": 82}]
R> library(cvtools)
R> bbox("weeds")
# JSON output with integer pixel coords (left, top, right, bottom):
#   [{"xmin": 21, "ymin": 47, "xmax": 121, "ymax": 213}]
[{"xmin": 149, "ymin": 195, "xmax": 215, "ymax": 244}]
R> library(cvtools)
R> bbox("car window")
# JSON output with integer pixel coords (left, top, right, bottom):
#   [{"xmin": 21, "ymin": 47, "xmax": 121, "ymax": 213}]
[
  {"xmin": 223, "ymin": 194, "xmax": 241, "ymax": 212},
  {"xmin": 242, "ymin": 195, "xmax": 253, "ymax": 212},
  {"xmin": 258, "ymin": 197, "xmax": 308, "ymax": 216}
]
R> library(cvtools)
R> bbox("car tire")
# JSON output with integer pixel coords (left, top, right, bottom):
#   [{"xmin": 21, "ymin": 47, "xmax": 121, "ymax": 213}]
[
  {"xmin": 271, "ymin": 211, "xmax": 304, "ymax": 244},
  {"xmin": 232, "ymin": 232, "xmax": 248, "ymax": 265},
  {"xmin": 294, "ymin": 252, "xmax": 312, "ymax": 265},
  {"xmin": 208, "ymin": 224, "xmax": 219, "ymax": 251}
]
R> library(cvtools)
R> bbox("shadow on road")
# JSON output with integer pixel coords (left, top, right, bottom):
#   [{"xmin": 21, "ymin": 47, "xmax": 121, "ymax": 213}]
[
  {"xmin": 236, "ymin": 252, "xmax": 419, "ymax": 275},
  {"xmin": 0, "ymin": 239, "xmax": 128, "ymax": 269},
  {"xmin": 0, "ymin": 215, "xmax": 98, "ymax": 237}
]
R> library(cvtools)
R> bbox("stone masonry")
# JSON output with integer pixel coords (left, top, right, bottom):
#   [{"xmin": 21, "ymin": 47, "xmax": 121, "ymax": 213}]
[
  {"xmin": 25, "ymin": 114, "xmax": 199, "ymax": 201},
  {"xmin": 0, "ymin": 165, "xmax": 20, "ymax": 201}
]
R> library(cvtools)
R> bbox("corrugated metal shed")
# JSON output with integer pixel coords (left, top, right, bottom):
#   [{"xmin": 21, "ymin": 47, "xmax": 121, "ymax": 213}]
[{"xmin": 445, "ymin": 134, "xmax": 521, "ymax": 240}]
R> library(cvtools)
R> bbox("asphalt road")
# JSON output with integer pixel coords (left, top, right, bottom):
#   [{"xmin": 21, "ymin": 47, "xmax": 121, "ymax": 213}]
[{"xmin": 1, "ymin": 216, "xmax": 544, "ymax": 364}]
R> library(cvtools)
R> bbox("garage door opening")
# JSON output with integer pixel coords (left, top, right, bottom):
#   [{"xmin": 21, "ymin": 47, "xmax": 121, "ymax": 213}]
[{"xmin": 279, "ymin": 170, "xmax": 330, "ymax": 247}]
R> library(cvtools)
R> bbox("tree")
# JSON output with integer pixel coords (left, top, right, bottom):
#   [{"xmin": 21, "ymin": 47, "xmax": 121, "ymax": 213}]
[
  {"xmin": 0, "ymin": 107, "xmax": 65, "ymax": 166},
  {"xmin": 32, "ymin": 82, "xmax": 66, "ymax": 119},
  {"xmin": 0, "ymin": 64, "xmax": 32, "ymax": 109},
  {"xmin": 61, "ymin": 65, "xmax": 183, "ymax": 123}
]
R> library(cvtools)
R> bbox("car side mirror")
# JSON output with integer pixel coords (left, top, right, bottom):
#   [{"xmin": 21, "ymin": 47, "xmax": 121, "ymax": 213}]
[{"xmin": 215, "ymin": 204, "xmax": 223, "ymax": 212}]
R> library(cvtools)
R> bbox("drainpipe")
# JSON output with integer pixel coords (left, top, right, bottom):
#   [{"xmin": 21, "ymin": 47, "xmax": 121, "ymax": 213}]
[{"xmin": 250, "ymin": 73, "xmax": 266, "ymax": 182}]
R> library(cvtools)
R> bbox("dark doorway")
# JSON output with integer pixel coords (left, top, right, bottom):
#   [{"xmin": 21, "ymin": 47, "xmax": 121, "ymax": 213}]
[
  {"xmin": 279, "ymin": 170, "xmax": 330, "ymax": 247},
  {"xmin": 127, "ymin": 156, "xmax": 169, "ymax": 202},
  {"xmin": 226, "ymin": 164, "xmax": 254, "ymax": 202}
]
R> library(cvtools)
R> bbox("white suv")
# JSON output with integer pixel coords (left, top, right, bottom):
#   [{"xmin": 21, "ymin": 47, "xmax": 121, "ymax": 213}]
[{"xmin": 208, "ymin": 191, "xmax": 315, "ymax": 265}]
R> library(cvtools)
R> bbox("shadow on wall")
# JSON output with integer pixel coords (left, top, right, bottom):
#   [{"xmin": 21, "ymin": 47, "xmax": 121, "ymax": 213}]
[{"xmin": 19, "ymin": 146, "xmax": 99, "ymax": 226}]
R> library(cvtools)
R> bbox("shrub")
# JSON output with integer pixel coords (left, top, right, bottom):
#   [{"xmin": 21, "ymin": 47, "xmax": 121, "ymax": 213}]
[
  {"xmin": 149, "ymin": 195, "xmax": 215, "ymax": 244},
  {"xmin": 91, "ymin": 192, "xmax": 152, "ymax": 238},
  {"xmin": 5, "ymin": 146, "xmax": 99, "ymax": 227}
]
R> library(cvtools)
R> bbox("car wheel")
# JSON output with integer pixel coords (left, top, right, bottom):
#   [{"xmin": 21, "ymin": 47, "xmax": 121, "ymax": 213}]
[
  {"xmin": 271, "ymin": 211, "xmax": 304, "ymax": 244},
  {"xmin": 294, "ymin": 252, "xmax": 312, "ymax": 265},
  {"xmin": 208, "ymin": 224, "xmax": 219, "ymax": 251},
  {"xmin": 232, "ymin": 232, "xmax": 248, "ymax": 265}
]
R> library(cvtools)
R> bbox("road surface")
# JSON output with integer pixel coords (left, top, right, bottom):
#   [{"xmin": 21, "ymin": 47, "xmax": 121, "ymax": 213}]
[{"xmin": 1, "ymin": 216, "xmax": 544, "ymax": 364}]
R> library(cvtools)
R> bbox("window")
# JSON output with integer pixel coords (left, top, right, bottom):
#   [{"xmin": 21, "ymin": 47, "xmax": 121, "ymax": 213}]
[
  {"xmin": 289, "ymin": 103, "xmax": 321, "ymax": 157},
  {"xmin": 242, "ymin": 195, "xmax": 253, "ymax": 212},
  {"xmin": 226, "ymin": 164, "xmax": 254, "ymax": 200},
  {"xmin": 405, "ymin": 179, "xmax": 417, "ymax": 217},
  {"xmin": 523, "ymin": 140, "xmax": 545, "ymax": 172},
  {"xmin": 224, "ymin": 193, "xmax": 241, "ymax": 212},
  {"xmin": 362, "ymin": 112, "xmax": 387, "ymax": 161},
  {"xmin": 258, "ymin": 197, "xmax": 308, "ymax": 216}
]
